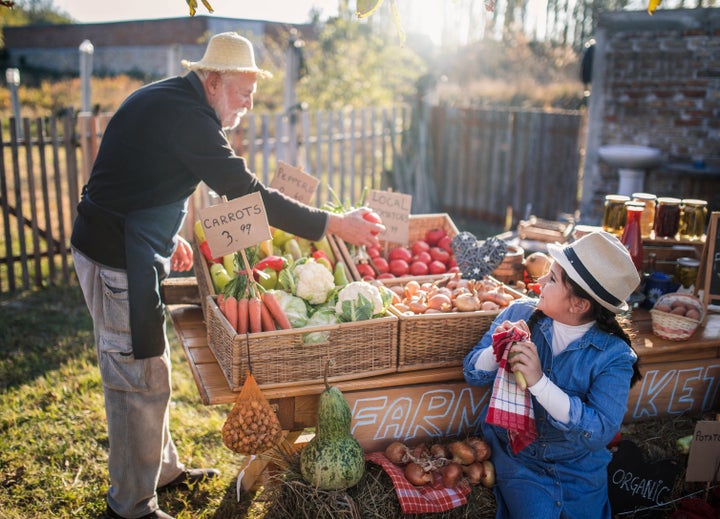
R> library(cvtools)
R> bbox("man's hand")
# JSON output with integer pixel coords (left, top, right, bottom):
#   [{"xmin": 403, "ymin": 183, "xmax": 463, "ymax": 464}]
[
  {"xmin": 327, "ymin": 207, "xmax": 385, "ymax": 248},
  {"xmin": 171, "ymin": 235, "xmax": 193, "ymax": 272}
]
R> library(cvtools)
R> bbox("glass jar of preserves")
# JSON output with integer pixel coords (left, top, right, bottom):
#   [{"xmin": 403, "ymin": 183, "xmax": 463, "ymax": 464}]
[
  {"xmin": 632, "ymin": 192, "xmax": 657, "ymax": 238},
  {"xmin": 676, "ymin": 257, "xmax": 700, "ymax": 289},
  {"xmin": 679, "ymin": 199, "xmax": 708, "ymax": 241},
  {"xmin": 602, "ymin": 195, "xmax": 630, "ymax": 235},
  {"xmin": 621, "ymin": 201, "xmax": 645, "ymax": 272},
  {"xmin": 653, "ymin": 197, "xmax": 681, "ymax": 239}
]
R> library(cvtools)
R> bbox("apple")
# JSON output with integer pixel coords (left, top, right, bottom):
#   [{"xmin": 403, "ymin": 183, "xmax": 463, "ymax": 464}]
[
  {"xmin": 409, "ymin": 261, "xmax": 429, "ymax": 276},
  {"xmin": 428, "ymin": 260, "xmax": 447, "ymax": 274},
  {"xmin": 389, "ymin": 246, "xmax": 412, "ymax": 262},
  {"xmin": 425, "ymin": 228, "xmax": 447, "ymax": 247},
  {"xmin": 389, "ymin": 259, "xmax": 410, "ymax": 277},
  {"xmin": 430, "ymin": 247, "xmax": 451, "ymax": 265}
]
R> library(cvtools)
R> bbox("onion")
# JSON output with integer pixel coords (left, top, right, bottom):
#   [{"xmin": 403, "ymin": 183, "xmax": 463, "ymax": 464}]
[
  {"xmin": 440, "ymin": 462, "xmax": 463, "ymax": 488},
  {"xmin": 454, "ymin": 292, "xmax": 480, "ymax": 312},
  {"xmin": 448, "ymin": 440, "xmax": 476, "ymax": 465},
  {"xmin": 466, "ymin": 437, "xmax": 492, "ymax": 462},
  {"xmin": 481, "ymin": 460, "xmax": 496, "ymax": 488},
  {"xmin": 384, "ymin": 441, "xmax": 410, "ymax": 466},
  {"xmin": 462, "ymin": 461, "xmax": 485, "ymax": 485},
  {"xmin": 524, "ymin": 252, "xmax": 552, "ymax": 280},
  {"xmin": 404, "ymin": 462, "xmax": 433, "ymax": 486},
  {"xmin": 428, "ymin": 293, "xmax": 453, "ymax": 312},
  {"xmin": 413, "ymin": 442, "xmax": 430, "ymax": 460},
  {"xmin": 430, "ymin": 443, "xmax": 449, "ymax": 459}
]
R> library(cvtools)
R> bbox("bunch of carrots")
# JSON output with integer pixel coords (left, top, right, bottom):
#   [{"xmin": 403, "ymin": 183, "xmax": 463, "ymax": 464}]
[{"xmin": 216, "ymin": 248, "xmax": 292, "ymax": 334}]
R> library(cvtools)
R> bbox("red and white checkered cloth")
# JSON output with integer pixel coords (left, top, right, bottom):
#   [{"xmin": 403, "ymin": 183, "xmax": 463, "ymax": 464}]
[
  {"xmin": 365, "ymin": 452, "xmax": 471, "ymax": 514},
  {"xmin": 485, "ymin": 326, "xmax": 537, "ymax": 454}
]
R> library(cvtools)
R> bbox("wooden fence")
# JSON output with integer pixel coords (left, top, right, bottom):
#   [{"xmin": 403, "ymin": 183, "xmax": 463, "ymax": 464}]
[{"xmin": 0, "ymin": 104, "xmax": 583, "ymax": 294}]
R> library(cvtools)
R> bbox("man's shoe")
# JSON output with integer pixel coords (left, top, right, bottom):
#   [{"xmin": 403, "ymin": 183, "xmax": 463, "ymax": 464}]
[
  {"xmin": 106, "ymin": 504, "xmax": 174, "ymax": 519},
  {"xmin": 157, "ymin": 468, "xmax": 220, "ymax": 492}
]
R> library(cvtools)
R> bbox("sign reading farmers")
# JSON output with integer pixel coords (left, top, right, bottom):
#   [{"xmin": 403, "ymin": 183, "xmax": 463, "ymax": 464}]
[
  {"xmin": 199, "ymin": 192, "xmax": 271, "ymax": 258},
  {"xmin": 607, "ymin": 440, "xmax": 681, "ymax": 514},
  {"xmin": 270, "ymin": 161, "xmax": 319, "ymax": 205},
  {"xmin": 367, "ymin": 189, "xmax": 412, "ymax": 244}
]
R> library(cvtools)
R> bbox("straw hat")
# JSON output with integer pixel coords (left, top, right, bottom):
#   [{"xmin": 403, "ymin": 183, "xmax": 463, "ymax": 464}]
[
  {"xmin": 547, "ymin": 231, "xmax": 640, "ymax": 313},
  {"xmin": 181, "ymin": 32, "xmax": 272, "ymax": 78}
]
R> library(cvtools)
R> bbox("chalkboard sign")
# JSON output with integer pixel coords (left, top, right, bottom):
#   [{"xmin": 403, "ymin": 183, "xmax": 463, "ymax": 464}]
[{"xmin": 701, "ymin": 212, "xmax": 720, "ymax": 309}]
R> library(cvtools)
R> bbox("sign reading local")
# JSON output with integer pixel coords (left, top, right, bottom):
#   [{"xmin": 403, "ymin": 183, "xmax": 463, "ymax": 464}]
[
  {"xmin": 367, "ymin": 190, "xmax": 412, "ymax": 244},
  {"xmin": 270, "ymin": 161, "xmax": 320, "ymax": 205},
  {"xmin": 199, "ymin": 191, "xmax": 271, "ymax": 258}
]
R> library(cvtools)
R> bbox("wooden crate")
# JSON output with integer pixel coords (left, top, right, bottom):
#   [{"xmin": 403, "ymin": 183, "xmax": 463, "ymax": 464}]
[
  {"xmin": 192, "ymin": 236, "xmax": 216, "ymax": 318},
  {"xmin": 205, "ymin": 296, "xmax": 398, "ymax": 391},
  {"xmin": 334, "ymin": 213, "xmax": 460, "ymax": 283}
]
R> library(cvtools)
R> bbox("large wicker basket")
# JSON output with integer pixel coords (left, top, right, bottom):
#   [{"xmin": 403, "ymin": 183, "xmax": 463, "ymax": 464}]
[
  {"xmin": 650, "ymin": 293, "xmax": 704, "ymax": 341},
  {"xmin": 206, "ymin": 296, "xmax": 398, "ymax": 390}
]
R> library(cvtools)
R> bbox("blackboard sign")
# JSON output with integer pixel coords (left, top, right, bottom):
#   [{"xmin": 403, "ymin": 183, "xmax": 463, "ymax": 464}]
[
  {"xmin": 701, "ymin": 212, "xmax": 720, "ymax": 309},
  {"xmin": 607, "ymin": 440, "xmax": 681, "ymax": 515}
]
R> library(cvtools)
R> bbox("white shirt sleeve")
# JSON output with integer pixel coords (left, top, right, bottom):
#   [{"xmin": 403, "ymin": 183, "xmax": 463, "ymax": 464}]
[
  {"xmin": 528, "ymin": 375, "xmax": 570, "ymax": 424},
  {"xmin": 474, "ymin": 346, "xmax": 500, "ymax": 371}
]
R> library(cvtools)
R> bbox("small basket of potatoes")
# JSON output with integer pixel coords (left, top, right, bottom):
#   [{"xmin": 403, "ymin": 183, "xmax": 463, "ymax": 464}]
[{"xmin": 650, "ymin": 292, "xmax": 704, "ymax": 341}]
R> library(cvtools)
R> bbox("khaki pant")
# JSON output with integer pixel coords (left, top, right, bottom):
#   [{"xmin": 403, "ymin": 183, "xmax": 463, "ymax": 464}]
[{"xmin": 73, "ymin": 249, "xmax": 184, "ymax": 518}]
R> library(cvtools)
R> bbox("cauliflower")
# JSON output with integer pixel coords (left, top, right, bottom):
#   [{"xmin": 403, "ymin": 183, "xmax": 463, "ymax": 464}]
[
  {"xmin": 293, "ymin": 259, "xmax": 336, "ymax": 305},
  {"xmin": 335, "ymin": 281, "xmax": 384, "ymax": 321}
]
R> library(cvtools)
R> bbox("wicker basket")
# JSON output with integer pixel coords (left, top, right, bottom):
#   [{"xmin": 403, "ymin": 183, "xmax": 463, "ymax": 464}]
[
  {"xmin": 335, "ymin": 213, "xmax": 460, "ymax": 283},
  {"xmin": 490, "ymin": 244, "xmax": 525, "ymax": 285},
  {"xmin": 205, "ymin": 296, "xmax": 398, "ymax": 390},
  {"xmin": 387, "ymin": 278, "xmax": 524, "ymax": 372},
  {"xmin": 192, "ymin": 236, "xmax": 216, "ymax": 318},
  {"xmin": 650, "ymin": 293, "xmax": 704, "ymax": 341}
]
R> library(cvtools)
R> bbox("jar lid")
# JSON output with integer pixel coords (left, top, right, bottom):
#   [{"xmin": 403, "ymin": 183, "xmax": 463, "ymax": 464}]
[
  {"xmin": 657, "ymin": 197, "xmax": 682, "ymax": 204},
  {"xmin": 681, "ymin": 199, "xmax": 707, "ymax": 206},
  {"xmin": 677, "ymin": 257, "xmax": 700, "ymax": 267},
  {"xmin": 605, "ymin": 194, "xmax": 630, "ymax": 201},
  {"xmin": 624, "ymin": 201, "xmax": 645, "ymax": 209},
  {"xmin": 632, "ymin": 192, "xmax": 657, "ymax": 201}
]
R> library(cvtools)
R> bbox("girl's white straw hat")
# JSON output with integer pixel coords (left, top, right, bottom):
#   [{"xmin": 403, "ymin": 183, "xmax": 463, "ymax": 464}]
[
  {"xmin": 182, "ymin": 32, "xmax": 272, "ymax": 78},
  {"xmin": 547, "ymin": 231, "xmax": 640, "ymax": 313}
]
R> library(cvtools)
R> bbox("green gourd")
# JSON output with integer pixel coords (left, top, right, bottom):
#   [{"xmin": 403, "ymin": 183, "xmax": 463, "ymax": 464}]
[{"xmin": 299, "ymin": 362, "xmax": 365, "ymax": 490}]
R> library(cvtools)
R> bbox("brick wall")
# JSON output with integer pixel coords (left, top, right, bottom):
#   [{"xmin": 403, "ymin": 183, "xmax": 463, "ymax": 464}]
[{"xmin": 580, "ymin": 8, "xmax": 720, "ymax": 223}]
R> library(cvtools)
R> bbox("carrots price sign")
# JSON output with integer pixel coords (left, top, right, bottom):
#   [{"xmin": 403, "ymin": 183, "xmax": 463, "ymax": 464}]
[{"xmin": 199, "ymin": 192, "xmax": 271, "ymax": 258}]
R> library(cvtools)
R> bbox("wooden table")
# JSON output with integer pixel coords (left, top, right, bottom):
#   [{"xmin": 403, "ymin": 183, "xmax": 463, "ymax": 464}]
[{"xmin": 167, "ymin": 300, "xmax": 720, "ymax": 449}]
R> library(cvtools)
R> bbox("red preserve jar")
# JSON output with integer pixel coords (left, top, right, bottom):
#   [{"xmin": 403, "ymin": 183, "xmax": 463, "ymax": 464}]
[
  {"xmin": 621, "ymin": 201, "xmax": 644, "ymax": 272},
  {"xmin": 653, "ymin": 197, "xmax": 681, "ymax": 239}
]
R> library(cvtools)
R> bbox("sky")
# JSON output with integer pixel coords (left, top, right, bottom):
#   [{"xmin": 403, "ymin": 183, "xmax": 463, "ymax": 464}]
[{"xmin": 52, "ymin": 0, "xmax": 339, "ymax": 25}]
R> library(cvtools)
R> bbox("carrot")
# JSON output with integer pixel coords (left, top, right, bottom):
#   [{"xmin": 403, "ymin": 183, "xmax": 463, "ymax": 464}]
[
  {"xmin": 248, "ymin": 296, "xmax": 263, "ymax": 333},
  {"xmin": 224, "ymin": 295, "xmax": 238, "ymax": 332},
  {"xmin": 259, "ymin": 300, "xmax": 276, "ymax": 331},
  {"xmin": 261, "ymin": 292, "xmax": 292, "ymax": 330},
  {"xmin": 217, "ymin": 293, "xmax": 225, "ymax": 313},
  {"xmin": 237, "ymin": 297, "xmax": 249, "ymax": 334}
]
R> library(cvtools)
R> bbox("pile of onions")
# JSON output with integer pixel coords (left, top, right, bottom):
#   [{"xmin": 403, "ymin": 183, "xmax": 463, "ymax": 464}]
[
  {"xmin": 383, "ymin": 437, "xmax": 495, "ymax": 489},
  {"xmin": 389, "ymin": 274, "xmax": 518, "ymax": 316}
]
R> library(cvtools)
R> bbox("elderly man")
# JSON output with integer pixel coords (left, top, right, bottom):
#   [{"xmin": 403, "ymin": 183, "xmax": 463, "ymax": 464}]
[{"xmin": 71, "ymin": 32, "xmax": 383, "ymax": 519}]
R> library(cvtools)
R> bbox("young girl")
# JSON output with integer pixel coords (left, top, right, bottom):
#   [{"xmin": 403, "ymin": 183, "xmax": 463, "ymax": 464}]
[{"xmin": 463, "ymin": 231, "xmax": 642, "ymax": 518}]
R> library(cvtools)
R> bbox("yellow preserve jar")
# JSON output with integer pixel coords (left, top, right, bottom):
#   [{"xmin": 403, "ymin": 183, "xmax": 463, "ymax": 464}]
[
  {"xmin": 679, "ymin": 199, "xmax": 708, "ymax": 241},
  {"xmin": 602, "ymin": 195, "xmax": 630, "ymax": 235},
  {"xmin": 632, "ymin": 192, "xmax": 657, "ymax": 238}
]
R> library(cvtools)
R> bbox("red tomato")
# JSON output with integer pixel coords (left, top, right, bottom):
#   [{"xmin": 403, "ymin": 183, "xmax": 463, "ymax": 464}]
[
  {"xmin": 362, "ymin": 211, "xmax": 383, "ymax": 235},
  {"xmin": 428, "ymin": 260, "xmax": 447, "ymax": 274},
  {"xmin": 372, "ymin": 257, "xmax": 390, "ymax": 274},
  {"xmin": 377, "ymin": 272, "xmax": 395, "ymax": 279},
  {"xmin": 430, "ymin": 247, "xmax": 451, "ymax": 265},
  {"xmin": 437, "ymin": 235, "xmax": 453, "ymax": 253},
  {"xmin": 389, "ymin": 259, "xmax": 410, "ymax": 277},
  {"xmin": 356, "ymin": 263, "xmax": 376, "ymax": 279},
  {"xmin": 411, "ymin": 240, "xmax": 430, "ymax": 256},
  {"xmin": 388, "ymin": 246, "xmax": 412, "ymax": 262},
  {"xmin": 366, "ymin": 246, "xmax": 381, "ymax": 259},
  {"xmin": 425, "ymin": 228, "xmax": 447, "ymax": 247},
  {"xmin": 412, "ymin": 251, "xmax": 432, "ymax": 265},
  {"xmin": 409, "ymin": 261, "xmax": 429, "ymax": 276}
]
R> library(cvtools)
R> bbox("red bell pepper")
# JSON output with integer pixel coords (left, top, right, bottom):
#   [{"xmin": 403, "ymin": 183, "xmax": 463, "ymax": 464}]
[
  {"xmin": 254, "ymin": 255, "xmax": 288, "ymax": 272},
  {"xmin": 311, "ymin": 249, "xmax": 334, "ymax": 268},
  {"xmin": 199, "ymin": 240, "xmax": 222, "ymax": 264}
]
